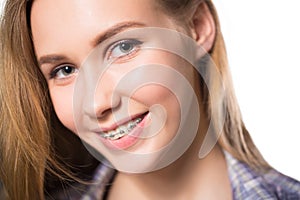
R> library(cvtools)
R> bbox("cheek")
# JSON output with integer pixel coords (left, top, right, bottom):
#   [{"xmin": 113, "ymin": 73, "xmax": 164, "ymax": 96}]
[
  {"xmin": 50, "ymin": 86, "xmax": 76, "ymax": 133},
  {"xmin": 128, "ymin": 85, "xmax": 182, "ymax": 152},
  {"xmin": 132, "ymin": 85, "xmax": 178, "ymax": 107},
  {"xmin": 131, "ymin": 85, "xmax": 181, "ymax": 125}
]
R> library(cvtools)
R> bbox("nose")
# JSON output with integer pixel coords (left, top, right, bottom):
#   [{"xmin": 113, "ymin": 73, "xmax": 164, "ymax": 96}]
[
  {"xmin": 83, "ymin": 71, "xmax": 121, "ymax": 120},
  {"xmin": 95, "ymin": 89, "xmax": 121, "ymax": 119}
]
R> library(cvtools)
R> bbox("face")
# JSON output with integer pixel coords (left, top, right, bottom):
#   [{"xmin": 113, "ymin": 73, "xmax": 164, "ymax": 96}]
[{"xmin": 31, "ymin": 0, "xmax": 203, "ymax": 173}]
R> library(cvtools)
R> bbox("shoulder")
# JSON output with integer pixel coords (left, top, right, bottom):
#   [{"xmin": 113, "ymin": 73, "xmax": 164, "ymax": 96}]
[
  {"xmin": 225, "ymin": 151, "xmax": 300, "ymax": 200},
  {"xmin": 262, "ymin": 169, "xmax": 300, "ymax": 199}
]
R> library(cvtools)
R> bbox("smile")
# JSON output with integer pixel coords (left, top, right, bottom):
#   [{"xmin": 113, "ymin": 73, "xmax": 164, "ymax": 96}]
[{"xmin": 99, "ymin": 113, "xmax": 147, "ymax": 140}]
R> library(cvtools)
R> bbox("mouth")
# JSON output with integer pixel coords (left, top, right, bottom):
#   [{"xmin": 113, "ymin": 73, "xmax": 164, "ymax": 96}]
[{"xmin": 99, "ymin": 112, "xmax": 148, "ymax": 141}]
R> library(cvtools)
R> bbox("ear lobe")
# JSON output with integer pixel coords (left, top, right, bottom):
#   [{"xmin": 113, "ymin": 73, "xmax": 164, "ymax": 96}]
[{"xmin": 189, "ymin": 2, "xmax": 216, "ymax": 52}]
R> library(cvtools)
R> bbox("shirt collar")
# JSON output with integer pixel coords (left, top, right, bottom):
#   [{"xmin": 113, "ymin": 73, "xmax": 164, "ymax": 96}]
[{"xmin": 224, "ymin": 151, "xmax": 277, "ymax": 200}]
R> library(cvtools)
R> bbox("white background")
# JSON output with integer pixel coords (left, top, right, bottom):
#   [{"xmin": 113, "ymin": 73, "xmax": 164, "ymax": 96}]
[
  {"xmin": 1, "ymin": 0, "xmax": 299, "ymax": 180},
  {"xmin": 213, "ymin": 0, "xmax": 300, "ymax": 181}
]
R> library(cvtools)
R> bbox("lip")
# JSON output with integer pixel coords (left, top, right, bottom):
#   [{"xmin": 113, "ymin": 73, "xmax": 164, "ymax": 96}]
[
  {"xmin": 96, "ymin": 112, "xmax": 150, "ymax": 150},
  {"xmin": 93, "ymin": 112, "xmax": 148, "ymax": 133}
]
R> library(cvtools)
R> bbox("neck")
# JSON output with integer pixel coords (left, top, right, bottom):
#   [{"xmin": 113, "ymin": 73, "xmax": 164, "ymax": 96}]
[{"xmin": 107, "ymin": 115, "xmax": 232, "ymax": 200}]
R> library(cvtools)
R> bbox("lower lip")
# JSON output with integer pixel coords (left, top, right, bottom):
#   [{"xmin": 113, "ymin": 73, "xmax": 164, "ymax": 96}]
[{"xmin": 98, "ymin": 113, "xmax": 149, "ymax": 150}]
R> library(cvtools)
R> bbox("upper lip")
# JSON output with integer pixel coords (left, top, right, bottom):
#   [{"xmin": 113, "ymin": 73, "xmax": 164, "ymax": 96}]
[{"xmin": 92, "ymin": 112, "xmax": 148, "ymax": 133}]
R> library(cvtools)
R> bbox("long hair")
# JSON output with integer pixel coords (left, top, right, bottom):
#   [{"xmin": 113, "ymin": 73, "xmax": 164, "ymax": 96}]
[
  {"xmin": 0, "ymin": 1, "xmax": 98, "ymax": 199},
  {"xmin": 158, "ymin": 0, "xmax": 269, "ymax": 168},
  {"xmin": 0, "ymin": 1, "xmax": 51, "ymax": 199},
  {"xmin": 0, "ymin": 0, "xmax": 269, "ymax": 199}
]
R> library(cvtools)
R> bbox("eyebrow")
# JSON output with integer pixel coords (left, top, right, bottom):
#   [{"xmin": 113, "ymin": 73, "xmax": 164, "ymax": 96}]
[
  {"xmin": 91, "ymin": 21, "xmax": 146, "ymax": 47},
  {"xmin": 38, "ymin": 21, "xmax": 146, "ymax": 66},
  {"xmin": 38, "ymin": 55, "xmax": 67, "ymax": 66}
]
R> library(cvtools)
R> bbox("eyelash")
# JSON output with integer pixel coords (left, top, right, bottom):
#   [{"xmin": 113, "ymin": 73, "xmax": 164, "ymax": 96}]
[
  {"xmin": 106, "ymin": 39, "xmax": 142, "ymax": 61},
  {"xmin": 48, "ymin": 39, "xmax": 142, "ymax": 79},
  {"xmin": 49, "ymin": 64, "xmax": 78, "ymax": 79}
]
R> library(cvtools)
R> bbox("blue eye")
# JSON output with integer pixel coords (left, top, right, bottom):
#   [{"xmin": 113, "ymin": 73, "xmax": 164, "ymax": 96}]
[
  {"xmin": 50, "ymin": 65, "xmax": 78, "ymax": 79},
  {"xmin": 108, "ymin": 39, "xmax": 142, "ymax": 61}
]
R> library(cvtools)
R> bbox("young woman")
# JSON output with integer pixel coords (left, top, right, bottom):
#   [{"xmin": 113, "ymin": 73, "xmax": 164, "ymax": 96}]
[{"xmin": 1, "ymin": 0, "xmax": 299, "ymax": 199}]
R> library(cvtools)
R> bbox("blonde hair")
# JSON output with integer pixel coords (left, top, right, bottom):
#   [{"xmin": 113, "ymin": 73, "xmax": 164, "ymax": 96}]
[
  {"xmin": 0, "ymin": 1, "xmax": 98, "ymax": 199},
  {"xmin": 158, "ymin": 0, "xmax": 269, "ymax": 168},
  {"xmin": 0, "ymin": 0, "xmax": 269, "ymax": 199},
  {"xmin": 0, "ymin": 0, "xmax": 50, "ymax": 199}
]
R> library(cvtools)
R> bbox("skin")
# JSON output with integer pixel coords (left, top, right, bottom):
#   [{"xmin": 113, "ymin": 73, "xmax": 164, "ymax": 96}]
[{"xmin": 31, "ymin": 0, "xmax": 232, "ymax": 199}]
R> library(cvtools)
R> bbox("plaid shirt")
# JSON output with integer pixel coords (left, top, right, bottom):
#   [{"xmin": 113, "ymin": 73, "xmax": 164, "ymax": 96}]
[
  {"xmin": 225, "ymin": 152, "xmax": 300, "ymax": 200},
  {"xmin": 48, "ymin": 152, "xmax": 300, "ymax": 199}
]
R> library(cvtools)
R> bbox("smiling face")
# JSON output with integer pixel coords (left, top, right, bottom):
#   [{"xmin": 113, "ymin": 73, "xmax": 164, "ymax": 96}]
[{"xmin": 31, "ymin": 0, "xmax": 214, "ymax": 173}]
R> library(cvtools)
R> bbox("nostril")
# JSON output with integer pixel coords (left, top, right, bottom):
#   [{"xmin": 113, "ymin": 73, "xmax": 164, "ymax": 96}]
[
  {"xmin": 94, "ymin": 93, "xmax": 122, "ymax": 119},
  {"xmin": 96, "ymin": 108, "xmax": 113, "ymax": 120}
]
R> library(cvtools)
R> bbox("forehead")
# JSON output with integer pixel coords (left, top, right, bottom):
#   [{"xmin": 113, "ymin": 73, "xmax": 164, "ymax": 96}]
[
  {"xmin": 31, "ymin": 0, "xmax": 160, "ymax": 26},
  {"xmin": 30, "ymin": 0, "xmax": 169, "ymax": 60}
]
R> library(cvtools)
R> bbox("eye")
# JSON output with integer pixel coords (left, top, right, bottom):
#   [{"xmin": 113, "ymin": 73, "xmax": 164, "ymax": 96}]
[
  {"xmin": 107, "ymin": 39, "xmax": 142, "ymax": 61},
  {"xmin": 50, "ymin": 65, "xmax": 78, "ymax": 79}
]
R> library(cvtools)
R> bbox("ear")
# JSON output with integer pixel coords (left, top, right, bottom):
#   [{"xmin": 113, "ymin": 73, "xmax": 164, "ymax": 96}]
[{"xmin": 189, "ymin": 2, "xmax": 216, "ymax": 52}]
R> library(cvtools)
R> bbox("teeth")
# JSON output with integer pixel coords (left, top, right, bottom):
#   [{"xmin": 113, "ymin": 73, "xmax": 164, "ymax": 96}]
[{"xmin": 100, "ymin": 117, "xmax": 143, "ymax": 140}]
